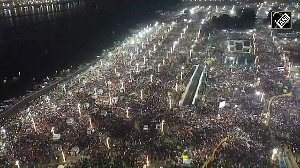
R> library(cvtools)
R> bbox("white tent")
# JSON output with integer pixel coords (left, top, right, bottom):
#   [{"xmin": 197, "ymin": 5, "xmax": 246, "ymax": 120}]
[
  {"xmin": 66, "ymin": 118, "xmax": 75, "ymax": 126},
  {"xmin": 57, "ymin": 165, "xmax": 64, "ymax": 168},
  {"xmin": 101, "ymin": 110, "xmax": 107, "ymax": 116},
  {"xmin": 143, "ymin": 125, "xmax": 149, "ymax": 131},
  {"xmin": 112, "ymin": 97, "xmax": 118, "ymax": 104},
  {"xmin": 70, "ymin": 146, "xmax": 80, "ymax": 156},
  {"xmin": 219, "ymin": 101, "xmax": 226, "ymax": 109},
  {"xmin": 52, "ymin": 134, "xmax": 61, "ymax": 141},
  {"xmin": 91, "ymin": 94, "xmax": 98, "ymax": 100},
  {"xmin": 87, "ymin": 128, "xmax": 95, "ymax": 135}
]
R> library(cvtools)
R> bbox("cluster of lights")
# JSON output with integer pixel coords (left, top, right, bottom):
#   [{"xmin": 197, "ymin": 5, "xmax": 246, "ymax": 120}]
[
  {"xmin": 230, "ymin": 5, "xmax": 235, "ymax": 15},
  {"xmin": 182, "ymin": 0, "xmax": 237, "ymax": 1},
  {"xmin": 189, "ymin": 6, "xmax": 200, "ymax": 15},
  {"xmin": 1, "ymin": 0, "xmax": 63, "ymax": 8}
]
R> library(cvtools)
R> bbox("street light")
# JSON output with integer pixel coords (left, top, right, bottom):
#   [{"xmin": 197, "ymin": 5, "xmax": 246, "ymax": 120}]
[
  {"xmin": 62, "ymin": 151, "xmax": 66, "ymax": 163},
  {"xmin": 89, "ymin": 118, "xmax": 93, "ymax": 128},
  {"xmin": 78, "ymin": 103, "xmax": 81, "ymax": 116},
  {"xmin": 150, "ymin": 75, "xmax": 153, "ymax": 83},
  {"xmin": 260, "ymin": 92, "xmax": 265, "ymax": 102},
  {"xmin": 255, "ymin": 91, "xmax": 261, "ymax": 96},
  {"xmin": 146, "ymin": 156, "xmax": 150, "ymax": 167},
  {"xmin": 31, "ymin": 117, "xmax": 37, "ymax": 132},
  {"xmin": 161, "ymin": 120, "xmax": 165, "ymax": 132},
  {"xmin": 126, "ymin": 108, "xmax": 129, "ymax": 118},
  {"xmin": 106, "ymin": 137, "xmax": 110, "ymax": 149},
  {"xmin": 51, "ymin": 127, "xmax": 55, "ymax": 136},
  {"xmin": 158, "ymin": 63, "xmax": 161, "ymax": 72},
  {"xmin": 169, "ymin": 96, "xmax": 172, "ymax": 109},
  {"xmin": 109, "ymin": 95, "xmax": 112, "ymax": 105},
  {"xmin": 180, "ymin": 71, "xmax": 183, "ymax": 81},
  {"xmin": 121, "ymin": 81, "xmax": 125, "ymax": 90},
  {"xmin": 272, "ymin": 148, "xmax": 278, "ymax": 160},
  {"xmin": 15, "ymin": 160, "xmax": 20, "ymax": 168}
]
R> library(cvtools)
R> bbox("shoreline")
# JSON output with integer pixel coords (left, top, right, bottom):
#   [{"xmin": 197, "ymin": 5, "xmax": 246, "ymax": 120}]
[{"xmin": 0, "ymin": 52, "xmax": 108, "ymax": 117}]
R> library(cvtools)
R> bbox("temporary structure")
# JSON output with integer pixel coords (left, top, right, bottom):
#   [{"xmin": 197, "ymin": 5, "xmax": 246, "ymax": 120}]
[{"xmin": 70, "ymin": 146, "xmax": 80, "ymax": 156}]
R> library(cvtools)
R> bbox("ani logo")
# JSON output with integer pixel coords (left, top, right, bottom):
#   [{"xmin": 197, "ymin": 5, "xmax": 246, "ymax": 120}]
[{"xmin": 271, "ymin": 11, "xmax": 292, "ymax": 29}]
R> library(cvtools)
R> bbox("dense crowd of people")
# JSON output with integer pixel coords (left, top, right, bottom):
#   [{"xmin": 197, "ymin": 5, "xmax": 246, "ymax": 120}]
[{"xmin": 0, "ymin": 5, "xmax": 298, "ymax": 168}]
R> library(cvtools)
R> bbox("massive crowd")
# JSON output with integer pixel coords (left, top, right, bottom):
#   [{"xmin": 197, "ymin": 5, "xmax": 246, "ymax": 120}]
[{"xmin": 0, "ymin": 5, "xmax": 298, "ymax": 168}]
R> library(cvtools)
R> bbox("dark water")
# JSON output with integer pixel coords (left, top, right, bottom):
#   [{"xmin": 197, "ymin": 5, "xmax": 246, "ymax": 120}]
[{"xmin": 0, "ymin": 0, "xmax": 180, "ymax": 102}]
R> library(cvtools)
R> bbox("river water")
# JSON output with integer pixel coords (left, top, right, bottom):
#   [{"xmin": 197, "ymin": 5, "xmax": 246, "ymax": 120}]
[{"xmin": 0, "ymin": 0, "xmax": 180, "ymax": 102}]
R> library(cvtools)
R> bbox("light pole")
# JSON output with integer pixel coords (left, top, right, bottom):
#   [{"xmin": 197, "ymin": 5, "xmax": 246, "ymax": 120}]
[
  {"xmin": 89, "ymin": 118, "xmax": 93, "ymax": 128},
  {"xmin": 181, "ymin": 71, "xmax": 183, "ymax": 81},
  {"xmin": 260, "ymin": 92, "xmax": 265, "ymax": 103},
  {"xmin": 150, "ymin": 75, "xmax": 153, "ymax": 83},
  {"xmin": 62, "ymin": 151, "xmax": 66, "ymax": 163},
  {"xmin": 15, "ymin": 160, "xmax": 20, "ymax": 168},
  {"xmin": 51, "ymin": 127, "xmax": 55, "ymax": 136},
  {"xmin": 158, "ymin": 64, "xmax": 161, "ymax": 72},
  {"xmin": 78, "ymin": 103, "xmax": 81, "ymax": 116},
  {"xmin": 161, "ymin": 120, "xmax": 165, "ymax": 132},
  {"xmin": 126, "ymin": 108, "xmax": 129, "ymax": 118},
  {"xmin": 109, "ymin": 95, "xmax": 112, "ymax": 105},
  {"xmin": 146, "ymin": 156, "xmax": 150, "ymax": 167},
  {"xmin": 106, "ymin": 137, "xmax": 110, "ymax": 149},
  {"xmin": 31, "ymin": 117, "xmax": 37, "ymax": 132},
  {"xmin": 169, "ymin": 96, "xmax": 172, "ymax": 109}
]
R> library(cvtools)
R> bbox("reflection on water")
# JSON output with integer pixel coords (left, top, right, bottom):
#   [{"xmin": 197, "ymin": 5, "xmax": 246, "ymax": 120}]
[{"xmin": 0, "ymin": 1, "xmax": 85, "ymax": 27}]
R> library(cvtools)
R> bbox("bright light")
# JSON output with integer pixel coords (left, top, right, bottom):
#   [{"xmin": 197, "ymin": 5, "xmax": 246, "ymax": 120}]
[
  {"xmin": 62, "ymin": 151, "xmax": 66, "ymax": 162},
  {"xmin": 106, "ymin": 137, "xmax": 110, "ymax": 149},
  {"xmin": 139, "ymin": 32, "xmax": 143, "ymax": 38},
  {"xmin": 146, "ymin": 156, "xmax": 150, "ymax": 166},
  {"xmin": 265, "ymin": 11, "xmax": 269, "ymax": 15},
  {"xmin": 130, "ymin": 39, "xmax": 135, "ymax": 45},
  {"xmin": 230, "ymin": 9, "xmax": 235, "ymax": 15},
  {"xmin": 89, "ymin": 118, "xmax": 93, "ymax": 128},
  {"xmin": 51, "ymin": 127, "xmax": 55, "ymax": 135},
  {"xmin": 78, "ymin": 103, "xmax": 81, "ymax": 115},
  {"xmin": 255, "ymin": 91, "xmax": 261, "ymax": 95},
  {"xmin": 201, "ymin": 19, "xmax": 205, "ymax": 24},
  {"xmin": 161, "ymin": 120, "xmax": 165, "ymax": 132},
  {"xmin": 15, "ymin": 160, "xmax": 20, "ymax": 168},
  {"xmin": 273, "ymin": 148, "xmax": 278, "ymax": 154},
  {"xmin": 190, "ymin": 9, "xmax": 195, "ymax": 15}
]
